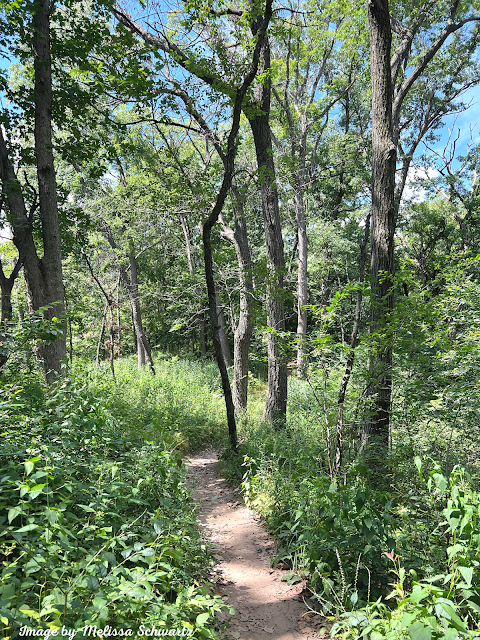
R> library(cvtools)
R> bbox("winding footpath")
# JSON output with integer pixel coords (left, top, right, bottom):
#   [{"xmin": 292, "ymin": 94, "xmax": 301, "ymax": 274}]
[{"xmin": 186, "ymin": 452, "xmax": 332, "ymax": 640}]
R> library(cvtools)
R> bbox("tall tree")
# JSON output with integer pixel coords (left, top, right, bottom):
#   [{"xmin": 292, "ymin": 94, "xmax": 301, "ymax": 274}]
[
  {"xmin": 271, "ymin": 2, "xmax": 356, "ymax": 376},
  {"xmin": 112, "ymin": 0, "xmax": 288, "ymax": 424},
  {"xmin": 365, "ymin": 0, "xmax": 480, "ymax": 458},
  {"xmin": 0, "ymin": 0, "xmax": 66, "ymax": 381}
]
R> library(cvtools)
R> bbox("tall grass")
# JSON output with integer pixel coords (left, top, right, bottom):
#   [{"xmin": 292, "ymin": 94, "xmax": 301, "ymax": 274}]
[{"xmin": 80, "ymin": 355, "xmax": 229, "ymax": 452}]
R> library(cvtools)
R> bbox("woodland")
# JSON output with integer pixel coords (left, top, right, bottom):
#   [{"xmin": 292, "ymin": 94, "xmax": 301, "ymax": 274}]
[{"xmin": 1, "ymin": 0, "xmax": 480, "ymax": 638}]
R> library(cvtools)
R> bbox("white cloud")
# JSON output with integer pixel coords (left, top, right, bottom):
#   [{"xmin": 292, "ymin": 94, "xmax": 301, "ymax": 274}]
[{"xmin": 401, "ymin": 165, "xmax": 439, "ymax": 204}]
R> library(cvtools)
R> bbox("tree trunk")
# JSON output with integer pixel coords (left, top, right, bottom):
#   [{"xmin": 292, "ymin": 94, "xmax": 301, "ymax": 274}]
[
  {"xmin": 103, "ymin": 226, "xmax": 155, "ymax": 374},
  {"xmin": 179, "ymin": 212, "xmax": 208, "ymax": 357},
  {"xmin": 0, "ymin": 259, "xmax": 22, "ymax": 370},
  {"xmin": 220, "ymin": 187, "xmax": 254, "ymax": 414},
  {"xmin": 216, "ymin": 300, "xmax": 233, "ymax": 368},
  {"xmin": 33, "ymin": 0, "xmax": 66, "ymax": 381},
  {"xmin": 295, "ymin": 186, "xmax": 308, "ymax": 377},
  {"xmin": 126, "ymin": 248, "xmax": 155, "ymax": 374},
  {"xmin": 364, "ymin": 0, "xmax": 397, "ymax": 458},
  {"xmin": 128, "ymin": 248, "xmax": 150, "ymax": 370},
  {"xmin": 247, "ymin": 26, "xmax": 287, "ymax": 425},
  {"xmin": 0, "ymin": 0, "xmax": 67, "ymax": 382},
  {"xmin": 334, "ymin": 213, "xmax": 371, "ymax": 475}
]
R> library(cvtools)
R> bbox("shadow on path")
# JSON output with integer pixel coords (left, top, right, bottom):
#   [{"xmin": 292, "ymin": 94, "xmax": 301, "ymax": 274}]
[{"xmin": 186, "ymin": 453, "xmax": 331, "ymax": 640}]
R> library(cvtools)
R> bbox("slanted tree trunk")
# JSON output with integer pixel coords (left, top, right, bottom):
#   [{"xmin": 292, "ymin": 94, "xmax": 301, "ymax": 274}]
[
  {"xmin": 0, "ymin": 258, "xmax": 22, "ymax": 326},
  {"xmin": 364, "ymin": 0, "xmax": 397, "ymax": 457},
  {"xmin": 0, "ymin": 257, "xmax": 23, "ymax": 369},
  {"xmin": 111, "ymin": 0, "xmax": 276, "ymax": 426},
  {"xmin": 216, "ymin": 300, "xmax": 233, "ymax": 368}
]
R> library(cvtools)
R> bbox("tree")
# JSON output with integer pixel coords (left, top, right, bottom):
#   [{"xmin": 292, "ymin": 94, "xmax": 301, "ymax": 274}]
[
  {"xmin": 112, "ymin": 0, "xmax": 288, "ymax": 424},
  {"xmin": 271, "ymin": 1, "xmax": 357, "ymax": 376},
  {"xmin": 365, "ymin": 0, "xmax": 480, "ymax": 459},
  {"xmin": 0, "ymin": 0, "xmax": 66, "ymax": 381}
]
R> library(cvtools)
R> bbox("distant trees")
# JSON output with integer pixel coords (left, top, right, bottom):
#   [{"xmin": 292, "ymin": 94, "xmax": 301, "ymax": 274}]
[
  {"xmin": 1, "ymin": 0, "xmax": 480, "ymax": 467},
  {"xmin": 112, "ymin": 0, "xmax": 288, "ymax": 425}
]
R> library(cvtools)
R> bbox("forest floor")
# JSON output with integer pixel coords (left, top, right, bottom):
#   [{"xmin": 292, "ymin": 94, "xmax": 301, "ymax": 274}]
[{"xmin": 186, "ymin": 451, "xmax": 333, "ymax": 640}]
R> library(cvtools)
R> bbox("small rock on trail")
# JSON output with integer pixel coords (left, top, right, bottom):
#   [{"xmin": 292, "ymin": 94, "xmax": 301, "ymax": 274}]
[{"xmin": 186, "ymin": 452, "xmax": 331, "ymax": 640}]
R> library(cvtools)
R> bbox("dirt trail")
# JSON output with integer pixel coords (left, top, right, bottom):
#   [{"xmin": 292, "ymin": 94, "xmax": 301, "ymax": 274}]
[{"xmin": 186, "ymin": 452, "xmax": 329, "ymax": 640}]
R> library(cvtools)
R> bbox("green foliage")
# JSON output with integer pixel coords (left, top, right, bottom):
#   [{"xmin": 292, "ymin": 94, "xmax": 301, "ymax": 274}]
[
  {"xmin": 330, "ymin": 460, "xmax": 480, "ymax": 639},
  {"xmin": 83, "ymin": 356, "xmax": 228, "ymax": 452},
  {"xmin": 0, "ymin": 372, "xmax": 228, "ymax": 636}
]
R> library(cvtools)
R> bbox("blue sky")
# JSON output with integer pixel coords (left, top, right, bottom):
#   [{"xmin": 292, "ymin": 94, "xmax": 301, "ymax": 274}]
[{"xmin": 432, "ymin": 85, "xmax": 480, "ymax": 158}]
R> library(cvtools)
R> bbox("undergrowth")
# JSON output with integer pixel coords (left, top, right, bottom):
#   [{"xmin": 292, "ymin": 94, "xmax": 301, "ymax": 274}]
[
  {"xmin": 80, "ymin": 356, "xmax": 228, "ymax": 452},
  {"xmin": 0, "ymin": 358, "xmax": 230, "ymax": 638}
]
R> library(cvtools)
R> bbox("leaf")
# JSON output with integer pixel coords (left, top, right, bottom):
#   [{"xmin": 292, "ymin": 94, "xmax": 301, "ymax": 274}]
[
  {"xmin": 15, "ymin": 523, "xmax": 39, "ymax": 533},
  {"xmin": 78, "ymin": 504, "xmax": 96, "ymax": 513},
  {"xmin": 28, "ymin": 484, "xmax": 46, "ymax": 499},
  {"xmin": 458, "ymin": 566, "xmax": 473, "ymax": 587},
  {"xmin": 447, "ymin": 544, "xmax": 466, "ymax": 558},
  {"xmin": 435, "ymin": 602, "xmax": 467, "ymax": 630},
  {"xmin": 196, "ymin": 612, "xmax": 209, "ymax": 625},
  {"xmin": 86, "ymin": 576, "xmax": 99, "ymax": 591},
  {"xmin": 111, "ymin": 466, "xmax": 118, "ymax": 479},
  {"xmin": 44, "ymin": 509, "xmax": 59, "ymax": 525},
  {"xmin": 24, "ymin": 458, "xmax": 39, "ymax": 476},
  {"xmin": 408, "ymin": 622, "xmax": 432, "ymax": 640},
  {"xmin": 415, "ymin": 457, "xmax": 423, "ymax": 482},
  {"xmin": 8, "ymin": 506, "xmax": 23, "ymax": 523},
  {"xmin": 152, "ymin": 519, "xmax": 163, "ymax": 535},
  {"xmin": 93, "ymin": 597, "xmax": 108, "ymax": 611},
  {"xmin": 409, "ymin": 587, "xmax": 429, "ymax": 604},
  {"xmin": 432, "ymin": 473, "xmax": 447, "ymax": 494},
  {"xmin": 400, "ymin": 612, "xmax": 417, "ymax": 629}
]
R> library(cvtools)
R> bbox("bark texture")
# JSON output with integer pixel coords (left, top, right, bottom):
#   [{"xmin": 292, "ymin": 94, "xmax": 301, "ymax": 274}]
[
  {"xmin": 247, "ymin": 19, "xmax": 287, "ymax": 424},
  {"xmin": 365, "ymin": 0, "xmax": 397, "ymax": 454},
  {"xmin": 0, "ymin": 2, "xmax": 67, "ymax": 383},
  {"xmin": 0, "ymin": 257, "xmax": 23, "ymax": 370},
  {"xmin": 179, "ymin": 212, "xmax": 208, "ymax": 357},
  {"xmin": 216, "ymin": 300, "xmax": 233, "ymax": 368},
  {"xmin": 32, "ymin": 0, "xmax": 67, "ymax": 381}
]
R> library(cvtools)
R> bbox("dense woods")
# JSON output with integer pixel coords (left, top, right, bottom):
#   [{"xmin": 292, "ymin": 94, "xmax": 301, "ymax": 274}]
[{"xmin": 1, "ymin": 0, "xmax": 480, "ymax": 637}]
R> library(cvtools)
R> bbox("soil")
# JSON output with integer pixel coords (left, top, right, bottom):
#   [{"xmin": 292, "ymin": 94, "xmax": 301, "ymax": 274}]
[{"xmin": 186, "ymin": 451, "xmax": 332, "ymax": 640}]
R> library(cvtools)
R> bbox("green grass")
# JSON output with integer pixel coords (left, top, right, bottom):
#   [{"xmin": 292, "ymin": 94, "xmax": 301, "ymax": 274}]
[{"xmin": 79, "ymin": 355, "xmax": 229, "ymax": 452}]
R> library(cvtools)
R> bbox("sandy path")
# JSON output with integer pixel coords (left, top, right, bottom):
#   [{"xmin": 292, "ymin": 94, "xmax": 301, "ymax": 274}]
[{"xmin": 186, "ymin": 452, "xmax": 329, "ymax": 640}]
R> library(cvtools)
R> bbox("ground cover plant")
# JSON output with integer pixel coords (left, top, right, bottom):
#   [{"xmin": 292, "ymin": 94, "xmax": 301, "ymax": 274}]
[{"xmin": 0, "ymin": 363, "xmax": 229, "ymax": 638}]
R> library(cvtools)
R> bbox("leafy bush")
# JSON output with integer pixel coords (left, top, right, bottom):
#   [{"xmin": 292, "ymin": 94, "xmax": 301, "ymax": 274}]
[
  {"xmin": 0, "ymin": 375, "xmax": 226, "ymax": 637},
  {"xmin": 330, "ymin": 460, "xmax": 480, "ymax": 639},
  {"xmin": 240, "ymin": 451, "xmax": 396, "ymax": 605}
]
